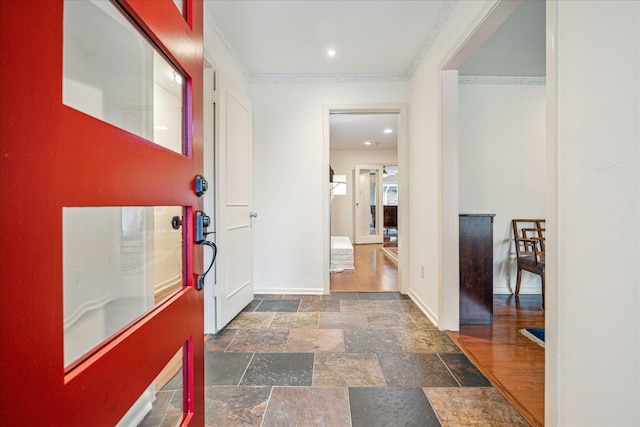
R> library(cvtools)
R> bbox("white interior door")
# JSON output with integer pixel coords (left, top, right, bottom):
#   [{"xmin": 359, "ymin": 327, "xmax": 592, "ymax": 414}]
[
  {"xmin": 354, "ymin": 164, "xmax": 384, "ymax": 244},
  {"xmin": 214, "ymin": 71, "xmax": 254, "ymax": 330}
]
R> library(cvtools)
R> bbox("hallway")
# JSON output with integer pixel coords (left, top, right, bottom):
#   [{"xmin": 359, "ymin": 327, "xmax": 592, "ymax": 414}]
[
  {"xmin": 330, "ymin": 244, "xmax": 398, "ymax": 292},
  {"xmin": 204, "ymin": 293, "xmax": 528, "ymax": 426}
]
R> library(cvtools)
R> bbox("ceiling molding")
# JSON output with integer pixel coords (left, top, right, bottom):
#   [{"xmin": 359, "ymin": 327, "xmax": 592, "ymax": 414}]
[
  {"xmin": 458, "ymin": 76, "xmax": 546, "ymax": 85},
  {"xmin": 205, "ymin": 5, "xmax": 252, "ymax": 80},
  {"xmin": 406, "ymin": 0, "xmax": 458, "ymax": 79},
  {"xmin": 250, "ymin": 73, "xmax": 408, "ymax": 84}
]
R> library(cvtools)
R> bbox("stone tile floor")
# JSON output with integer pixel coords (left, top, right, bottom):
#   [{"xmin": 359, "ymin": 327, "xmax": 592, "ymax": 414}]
[{"xmin": 204, "ymin": 292, "xmax": 529, "ymax": 426}]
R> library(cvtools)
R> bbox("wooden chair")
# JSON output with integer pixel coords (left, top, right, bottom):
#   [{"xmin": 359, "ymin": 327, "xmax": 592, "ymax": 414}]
[{"xmin": 512, "ymin": 219, "xmax": 545, "ymax": 307}]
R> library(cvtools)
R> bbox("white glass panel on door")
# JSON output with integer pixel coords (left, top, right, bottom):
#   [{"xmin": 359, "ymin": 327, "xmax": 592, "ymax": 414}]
[
  {"xmin": 118, "ymin": 346, "xmax": 184, "ymax": 426},
  {"xmin": 63, "ymin": 206, "xmax": 183, "ymax": 367},
  {"xmin": 63, "ymin": 0, "xmax": 184, "ymax": 154}
]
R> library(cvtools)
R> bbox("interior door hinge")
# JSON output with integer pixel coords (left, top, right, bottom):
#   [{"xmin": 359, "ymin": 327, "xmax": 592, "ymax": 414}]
[
  {"xmin": 212, "ymin": 281, "xmax": 220, "ymax": 298},
  {"xmin": 209, "ymin": 89, "xmax": 216, "ymax": 105}
]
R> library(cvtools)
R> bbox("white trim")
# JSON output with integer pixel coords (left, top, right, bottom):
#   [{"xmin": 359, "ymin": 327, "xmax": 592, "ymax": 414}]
[
  {"xmin": 407, "ymin": 288, "xmax": 439, "ymax": 327},
  {"xmin": 228, "ymin": 224, "xmax": 250, "ymax": 231},
  {"xmin": 406, "ymin": 0, "xmax": 458, "ymax": 78},
  {"xmin": 153, "ymin": 274, "xmax": 182, "ymax": 296},
  {"xmin": 438, "ymin": 0, "xmax": 524, "ymax": 333},
  {"xmin": 545, "ymin": 1, "xmax": 559, "ymax": 424},
  {"xmin": 253, "ymin": 287, "xmax": 324, "ymax": 295},
  {"xmin": 63, "ymin": 294, "xmax": 112, "ymax": 329},
  {"xmin": 204, "ymin": 6, "xmax": 251, "ymax": 80},
  {"xmin": 519, "ymin": 328, "xmax": 545, "ymax": 348},
  {"xmin": 228, "ymin": 280, "xmax": 251, "ymax": 298},
  {"xmin": 459, "ymin": 75, "xmax": 546, "ymax": 85},
  {"xmin": 250, "ymin": 74, "xmax": 407, "ymax": 84},
  {"xmin": 203, "ymin": 58, "xmax": 216, "ymax": 334},
  {"xmin": 441, "ymin": 1, "xmax": 522, "ymax": 71},
  {"xmin": 438, "ymin": 69, "xmax": 460, "ymax": 332},
  {"xmin": 116, "ymin": 387, "xmax": 154, "ymax": 427}
]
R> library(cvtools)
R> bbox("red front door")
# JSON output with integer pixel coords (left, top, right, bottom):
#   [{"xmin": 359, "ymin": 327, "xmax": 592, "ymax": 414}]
[{"xmin": 0, "ymin": 1, "xmax": 205, "ymax": 424}]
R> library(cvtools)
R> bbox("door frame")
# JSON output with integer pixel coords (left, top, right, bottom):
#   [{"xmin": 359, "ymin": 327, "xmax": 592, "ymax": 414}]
[
  {"xmin": 323, "ymin": 104, "xmax": 409, "ymax": 295},
  {"xmin": 438, "ymin": 0, "xmax": 557, "ymax": 423},
  {"xmin": 203, "ymin": 58, "xmax": 216, "ymax": 334},
  {"xmin": 438, "ymin": 0, "xmax": 524, "ymax": 331}
]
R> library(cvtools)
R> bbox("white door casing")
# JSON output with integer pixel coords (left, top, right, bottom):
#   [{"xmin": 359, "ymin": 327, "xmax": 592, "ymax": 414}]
[
  {"xmin": 203, "ymin": 61, "xmax": 215, "ymax": 334},
  {"xmin": 214, "ymin": 71, "xmax": 254, "ymax": 330}
]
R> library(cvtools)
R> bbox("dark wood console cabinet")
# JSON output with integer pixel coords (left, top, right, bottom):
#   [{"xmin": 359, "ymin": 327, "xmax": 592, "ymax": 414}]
[{"xmin": 459, "ymin": 214, "xmax": 495, "ymax": 325}]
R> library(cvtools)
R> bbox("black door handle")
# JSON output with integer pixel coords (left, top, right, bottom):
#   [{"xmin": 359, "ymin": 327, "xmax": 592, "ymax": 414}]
[{"xmin": 195, "ymin": 210, "xmax": 216, "ymax": 291}]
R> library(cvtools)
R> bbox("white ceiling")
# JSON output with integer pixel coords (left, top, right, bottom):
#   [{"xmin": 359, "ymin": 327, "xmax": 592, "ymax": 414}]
[
  {"xmin": 207, "ymin": 0, "xmax": 454, "ymax": 79},
  {"xmin": 459, "ymin": 0, "xmax": 545, "ymax": 77},
  {"xmin": 330, "ymin": 113, "xmax": 399, "ymax": 151},
  {"xmin": 206, "ymin": 0, "xmax": 545, "ymax": 150}
]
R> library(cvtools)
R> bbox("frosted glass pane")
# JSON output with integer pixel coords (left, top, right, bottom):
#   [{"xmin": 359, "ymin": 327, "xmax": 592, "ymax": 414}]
[
  {"xmin": 173, "ymin": 0, "xmax": 183, "ymax": 14},
  {"xmin": 63, "ymin": 206, "xmax": 183, "ymax": 367},
  {"xmin": 118, "ymin": 347, "xmax": 184, "ymax": 426},
  {"xmin": 63, "ymin": 0, "xmax": 184, "ymax": 154}
]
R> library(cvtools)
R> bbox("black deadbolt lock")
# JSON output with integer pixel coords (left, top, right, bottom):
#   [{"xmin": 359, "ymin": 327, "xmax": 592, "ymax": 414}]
[
  {"xmin": 195, "ymin": 175, "xmax": 208, "ymax": 197},
  {"xmin": 171, "ymin": 216, "xmax": 182, "ymax": 230}
]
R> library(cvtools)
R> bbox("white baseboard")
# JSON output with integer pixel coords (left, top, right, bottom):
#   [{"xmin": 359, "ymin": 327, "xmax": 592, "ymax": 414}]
[
  {"xmin": 154, "ymin": 274, "xmax": 181, "ymax": 295},
  {"xmin": 253, "ymin": 287, "xmax": 325, "ymax": 295},
  {"xmin": 64, "ymin": 294, "xmax": 112, "ymax": 329},
  {"xmin": 116, "ymin": 386, "xmax": 154, "ymax": 427},
  {"xmin": 407, "ymin": 289, "xmax": 439, "ymax": 327}
]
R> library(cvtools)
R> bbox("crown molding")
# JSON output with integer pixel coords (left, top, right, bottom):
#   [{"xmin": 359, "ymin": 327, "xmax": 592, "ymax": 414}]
[
  {"xmin": 458, "ymin": 76, "xmax": 547, "ymax": 85},
  {"xmin": 249, "ymin": 73, "xmax": 408, "ymax": 84},
  {"xmin": 406, "ymin": 0, "xmax": 458, "ymax": 79},
  {"xmin": 204, "ymin": 5, "xmax": 252, "ymax": 80}
]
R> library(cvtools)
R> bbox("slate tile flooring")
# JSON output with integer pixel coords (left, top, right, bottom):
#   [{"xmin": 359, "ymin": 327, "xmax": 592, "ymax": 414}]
[{"xmin": 205, "ymin": 292, "xmax": 529, "ymax": 426}]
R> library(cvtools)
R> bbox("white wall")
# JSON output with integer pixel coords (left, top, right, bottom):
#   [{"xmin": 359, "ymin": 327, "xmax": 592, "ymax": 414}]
[
  {"xmin": 251, "ymin": 82, "xmax": 408, "ymax": 293},
  {"xmin": 551, "ymin": 1, "xmax": 639, "ymax": 425},
  {"xmin": 458, "ymin": 83, "xmax": 546, "ymax": 294},
  {"xmin": 407, "ymin": 0, "xmax": 491, "ymax": 325},
  {"xmin": 330, "ymin": 149, "xmax": 397, "ymax": 240}
]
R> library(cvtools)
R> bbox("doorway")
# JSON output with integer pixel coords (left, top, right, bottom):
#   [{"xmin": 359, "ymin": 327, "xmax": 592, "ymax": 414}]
[
  {"xmin": 325, "ymin": 107, "xmax": 407, "ymax": 293},
  {"xmin": 439, "ymin": 1, "xmax": 547, "ymax": 425}
]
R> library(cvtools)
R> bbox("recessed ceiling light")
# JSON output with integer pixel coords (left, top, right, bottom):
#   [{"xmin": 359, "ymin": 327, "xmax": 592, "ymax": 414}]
[
  {"xmin": 327, "ymin": 48, "xmax": 338, "ymax": 57},
  {"xmin": 364, "ymin": 141, "xmax": 372, "ymax": 145},
  {"xmin": 384, "ymin": 128, "xmax": 393, "ymax": 134}
]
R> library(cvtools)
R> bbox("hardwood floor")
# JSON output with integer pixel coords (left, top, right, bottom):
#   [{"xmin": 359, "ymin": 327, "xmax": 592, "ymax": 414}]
[
  {"xmin": 330, "ymin": 244, "xmax": 398, "ymax": 292},
  {"xmin": 447, "ymin": 295, "xmax": 545, "ymax": 427},
  {"xmin": 331, "ymin": 244, "xmax": 545, "ymax": 426}
]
